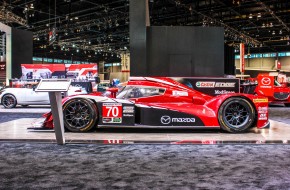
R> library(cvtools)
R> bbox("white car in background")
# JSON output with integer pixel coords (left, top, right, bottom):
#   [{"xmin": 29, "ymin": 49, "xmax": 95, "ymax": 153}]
[{"xmin": 0, "ymin": 84, "xmax": 87, "ymax": 108}]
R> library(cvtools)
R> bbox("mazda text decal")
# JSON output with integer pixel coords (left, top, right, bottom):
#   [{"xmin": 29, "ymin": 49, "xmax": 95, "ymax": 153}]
[
  {"xmin": 160, "ymin": 115, "xmax": 196, "ymax": 125},
  {"xmin": 196, "ymin": 82, "xmax": 235, "ymax": 88}
]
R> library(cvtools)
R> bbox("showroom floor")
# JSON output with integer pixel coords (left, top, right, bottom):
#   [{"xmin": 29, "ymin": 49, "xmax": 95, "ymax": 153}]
[
  {"xmin": 0, "ymin": 105, "xmax": 290, "ymax": 144},
  {"xmin": 1, "ymin": 105, "xmax": 290, "ymax": 189}
]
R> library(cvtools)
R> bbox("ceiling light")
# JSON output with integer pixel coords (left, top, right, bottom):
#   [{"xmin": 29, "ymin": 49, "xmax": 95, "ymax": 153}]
[
  {"xmin": 272, "ymin": 31, "xmax": 275, "ymax": 35},
  {"xmin": 75, "ymin": 17, "xmax": 78, "ymax": 20},
  {"xmin": 279, "ymin": 30, "xmax": 282, "ymax": 35},
  {"xmin": 270, "ymin": 22, "xmax": 273, "ymax": 27},
  {"xmin": 262, "ymin": 23, "xmax": 265, "ymax": 28},
  {"xmin": 249, "ymin": 14, "xmax": 253, "ymax": 19},
  {"xmin": 257, "ymin": 13, "xmax": 261, "ymax": 18}
]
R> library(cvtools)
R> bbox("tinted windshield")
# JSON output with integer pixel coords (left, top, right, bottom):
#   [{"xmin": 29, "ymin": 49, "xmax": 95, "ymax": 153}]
[{"xmin": 117, "ymin": 86, "xmax": 165, "ymax": 99}]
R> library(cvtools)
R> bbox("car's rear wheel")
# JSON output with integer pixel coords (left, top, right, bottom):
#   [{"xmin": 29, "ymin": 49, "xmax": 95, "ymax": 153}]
[
  {"xmin": 2, "ymin": 94, "xmax": 17, "ymax": 108},
  {"xmin": 218, "ymin": 97, "xmax": 255, "ymax": 133},
  {"xmin": 63, "ymin": 98, "xmax": 98, "ymax": 132}
]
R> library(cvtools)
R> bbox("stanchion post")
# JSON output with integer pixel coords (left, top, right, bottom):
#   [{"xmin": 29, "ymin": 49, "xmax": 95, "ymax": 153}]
[{"xmin": 49, "ymin": 92, "xmax": 65, "ymax": 145}]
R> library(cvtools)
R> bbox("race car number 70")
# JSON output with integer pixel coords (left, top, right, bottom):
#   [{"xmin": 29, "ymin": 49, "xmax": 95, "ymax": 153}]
[{"xmin": 102, "ymin": 103, "xmax": 122, "ymax": 118}]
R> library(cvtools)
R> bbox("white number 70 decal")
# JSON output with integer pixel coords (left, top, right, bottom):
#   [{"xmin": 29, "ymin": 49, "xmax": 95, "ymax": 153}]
[{"xmin": 106, "ymin": 106, "xmax": 119, "ymax": 117}]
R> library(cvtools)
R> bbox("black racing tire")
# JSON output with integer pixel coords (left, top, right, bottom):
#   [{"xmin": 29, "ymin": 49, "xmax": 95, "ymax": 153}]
[
  {"xmin": 285, "ymin": 103, "xmax": 290, "ymax": 107},
  {"xmin": 21, "ymin": 105, "xmax": 29, "ymax": 108},
  {"xmin": 218, "ymin": 97, "xmax": 256, "ymax": 133},
  {"xmin": 2, "ymin": 94, "xmax": 17, "ymax": 108},
  {"xmin": 63, "ymin": 98, "xmax": 98, "ymax": 132}
]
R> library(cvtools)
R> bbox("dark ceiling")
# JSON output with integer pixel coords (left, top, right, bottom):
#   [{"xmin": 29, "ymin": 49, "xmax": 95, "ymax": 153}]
[{"xmin": 1, "ymin": 0, "xmax": 290, "ymax": 62}]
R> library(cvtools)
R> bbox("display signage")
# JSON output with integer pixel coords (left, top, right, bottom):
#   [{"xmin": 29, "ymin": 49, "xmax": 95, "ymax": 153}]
[
  {"xmin": 65, "ymin": 64, "xmax": 98, "ymax": 80},
  {"xmin": 21, "ymin": 64, "xmax": 66, "ymax": 79},
  {"xmin": 172, "ymin": 78, "xmax": 240, "ymax": 96},
  {"xmin": 240, "ymin": 43, "xmax": 245, "ymax": 73},
  {"xmin": 35, "ymin": 79, "xmax": 71, "ymax": 92}
]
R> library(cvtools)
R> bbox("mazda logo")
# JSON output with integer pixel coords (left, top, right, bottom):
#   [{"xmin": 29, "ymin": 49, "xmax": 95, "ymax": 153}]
[
  {"xmin": 161, "ymin": 115, "xmax": 171, "ymax": 124},
  {"xmin": 261, "ymin": 77, "xmax": 271, "ymax": 85}
]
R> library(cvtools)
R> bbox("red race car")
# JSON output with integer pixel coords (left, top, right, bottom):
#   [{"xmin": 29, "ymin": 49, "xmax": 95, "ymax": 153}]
[
  {"xmin": 254, "ymin": 73, "xmax": 290, "ymax": 107},
  {"xmin": 42, "ymin": 77, "xmax": 269, "ymax": 133}
]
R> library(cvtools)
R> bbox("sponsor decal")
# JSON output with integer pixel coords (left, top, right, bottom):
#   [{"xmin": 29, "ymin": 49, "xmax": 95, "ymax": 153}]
[
  {"xmin": 196, "ymin": 82, "xmax": 236, "ymax": 88},
  {"xmin": 259, "ymin": 113, "xmax": 268, "ymax": 120},
  {"xmin": 253, "ymin": 98, "xmax": 268, "ymax": 103},
  {"xmin": 123, "ymin": 114, "xmax": 134, "ymax": 117},
  {"xmin": 214, "ymin": 90, "xmax": 235, "ymax": 94},
  {"xmin": 172, "ymin": 91, "xmax": 188, "ymax": 96},
  {"xmin": 113, "ymin": 118, "xmax": 122, "ymax": 123},
  {"xmin": 196, "ymin": 81, "xmax": 215, "ymax": 88},
  {"xmin": 123, "ymin": 106, "xmax": 134, "ymax": 113},
  {"xmin": 258, "ymin": 107, "xmax": 268, "ymax": 114},
  {"xmin": 160, "ymin": 115, "xmax": 196, "ymax": 125},
  {"xmin": 215, "ymin": 82, "xmax": 235, "ymax": 88},
  {"xmin": 261, "ymin": 77, "xmax": 271, "ymax": 86},
  {"xmin": 103, "ymin": 118, "xmax": 112, "ymax": 123}
]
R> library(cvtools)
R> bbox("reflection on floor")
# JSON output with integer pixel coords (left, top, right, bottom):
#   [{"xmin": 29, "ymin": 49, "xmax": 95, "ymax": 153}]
[{"xmin": 0, "ymin": 117, "xmax": 290, "ymax": 144}]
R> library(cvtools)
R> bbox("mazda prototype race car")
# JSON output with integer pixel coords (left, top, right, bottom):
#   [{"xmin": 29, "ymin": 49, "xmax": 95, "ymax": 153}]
[{"xmin": 42, "ymin": 77, "xmax": 270, "ymax": 133}]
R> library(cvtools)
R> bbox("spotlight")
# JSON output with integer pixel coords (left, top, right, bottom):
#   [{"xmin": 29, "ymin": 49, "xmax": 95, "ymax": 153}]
[{"xmin": 249, "ymin": 14, "xmax": 253, "ymax": 19}]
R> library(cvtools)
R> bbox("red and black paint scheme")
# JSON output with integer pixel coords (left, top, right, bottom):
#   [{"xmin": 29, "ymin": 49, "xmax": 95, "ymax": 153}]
[{"xmin": 42, "ymin": 77, "xmax": 269, "ymax": 133}]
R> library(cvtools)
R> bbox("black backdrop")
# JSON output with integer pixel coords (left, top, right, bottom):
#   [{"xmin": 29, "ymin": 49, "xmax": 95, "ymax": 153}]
[
  {"xmin": 130, "ymin": 0, "xmax": 225, "ymax": 77},
  {"xmin": 11, "ymin": 28, "xmax": 33, "ymax": 78},
  {"xmin": 146, "ymin": 26, "xmax": 224, "ymax": 77}
]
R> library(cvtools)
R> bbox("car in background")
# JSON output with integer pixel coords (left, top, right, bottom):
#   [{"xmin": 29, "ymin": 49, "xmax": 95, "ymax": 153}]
[
  {"xmin": 42, "ymin": 77, "xmax": 270, "ymax": 133},
  {"xmin": 0, "ymin": 84, "xmax": 87, "ymax": 108},
  {"xmin": 254, "ymin": 73, "xmax": 290, "ymax": 107}
]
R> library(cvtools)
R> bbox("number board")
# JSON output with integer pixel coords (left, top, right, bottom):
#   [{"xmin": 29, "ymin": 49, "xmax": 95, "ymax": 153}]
[{"xmin": 102, "ymin": 103, "xmax": 123, "ymax": 123}]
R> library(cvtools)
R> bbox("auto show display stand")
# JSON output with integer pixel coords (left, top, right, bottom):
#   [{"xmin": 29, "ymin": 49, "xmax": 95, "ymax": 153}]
[{"xmin": 35, "ymin": 79, "xmax": 71, "ymax": 145}]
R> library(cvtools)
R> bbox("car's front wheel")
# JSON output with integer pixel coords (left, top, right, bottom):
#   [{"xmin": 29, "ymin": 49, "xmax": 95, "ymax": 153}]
[
  {"xmin": 63, "ymin": 98, "xmax": 98, "ymax": 132},
  {"xmin": 284, "ymin": 103, "xmax": 290, "ymax": 107},
  {"xmin": 2, "ymin": 94, "xmax": 17, "ymax": 108},
  {"xmin": 218, "ymin": 97, "xmax": 256, "ymax": 133}
]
